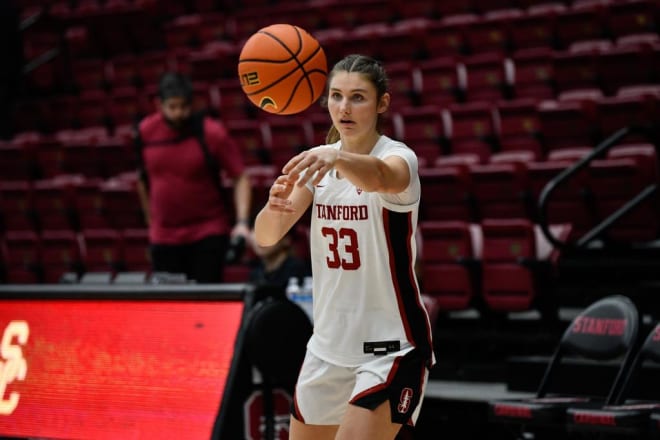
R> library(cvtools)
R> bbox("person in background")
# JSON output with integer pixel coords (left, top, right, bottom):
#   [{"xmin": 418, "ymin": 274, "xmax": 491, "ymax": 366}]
[
  {"xmin": 248, "ymin": 227, "xmax": 311, "ymax": 291},
  {"xmin": 135, "ymin": 72, "xmax": 251, "ymax": 283},
  {"xmin": 254, "ymin": 54, "xmax": 434, "ymax": 440}
]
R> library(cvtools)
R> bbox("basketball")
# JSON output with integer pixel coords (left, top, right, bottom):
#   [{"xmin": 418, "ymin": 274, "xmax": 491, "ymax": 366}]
[{"xmin": 238, "ymin": 24, "xmax": 328, "ymax": 115}]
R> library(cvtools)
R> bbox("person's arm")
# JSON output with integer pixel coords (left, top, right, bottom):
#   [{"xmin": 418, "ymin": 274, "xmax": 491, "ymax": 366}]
[
  {"xmin": 283, "ymin": 147, "xmax": 411, "ymax": 194},
  {"xmin": 136, "ymin": 179, "xmax": 150, "ymax": 226},
  {"xmin": 254, "ymin": 175, "xmax": 313, "ymax": 247},
  {"xmin": 230, "ymin": 172, "xmax": 252, "ymax": 237}
]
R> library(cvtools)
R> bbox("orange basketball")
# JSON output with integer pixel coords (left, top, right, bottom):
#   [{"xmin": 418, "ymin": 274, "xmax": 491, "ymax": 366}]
[{"xmin": 238, "ymin": 24, "xmax": 328, "ymax": 115}]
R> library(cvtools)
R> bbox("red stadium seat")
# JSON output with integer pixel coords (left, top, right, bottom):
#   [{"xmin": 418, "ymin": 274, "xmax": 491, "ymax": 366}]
[
  {"xmin": 99, "ymin": 179, "xmax": 145, "ymax": 230},
  {"xmin": 0, "ymin": 140, "xmax": 36, "ymax": 182},
  {"xmin": 384, "ymin": 60, "xmax": 422, "ymax": 109},
  {"xmin": 419, "ymin": 165, "xmax": 475, "ymax": 222},
  {"xmin": 375, "ymin": 19, "xmax": 430, "ymax": 63},
  {"xmin": 496, "ymin": 98, "xmax": 544, "ymax": 156},
  {"xmin": 417, "ymin": 56, "xmax": 465, "ymax": 107},
  {"xmin": 596, "ymin": 94, "xmax": 659, "ymax": 144},
  {"xmin": 225, "ymin": 119, "xmax": 269, "ymax": 166},
  {"xmin": 40, "ymin": 230, "xmax": 84, "ymax": 283},
  {"xmin": 510, "ymin": 47, "xmax": 556, "ymax": 100},
  {"xmin": 1, "ymin": 230, "xmax": 42, "ymax": 283},
  {"xmin": 510, "ymin": 4, "xmax": 565, "ymax": 52},
  {"xmin": 121, "ymin": 228, "xmax": 151, "ymax": 272},
  {"xmin": 0, "ymin": 181, "xmax": 36, "ymax": 233},
  {"xmin": 397, "ymin": 105, "xmax": 451, "ymax": 165},
  {"xmin": 32, "ymin": 178, "xmax": 77, "ymax": 231},
  {"xmin": 553, "ymin": 41, "xmax": 612, "ymax": 94},
  {"xmin": 446, "ymin": 102, "xmax": 498, "ymax": 161},
  {"xmin": 599, "ymin": 45, "xmax": 658, "ymax": 96},
  {"xmin": 262, "ymin": 117, "xmax": 313, "ymax": 170},
  {"xmin": 555, "ymin": 3, "xmax": 608, "ymax": 49},
  {"xmin": 71, "ymin": 178, "xmax": 110, "ymax": 230},
  {"xmin": 537, "ymin": 99, "xmax": 597, "ymax": 152},
  {"xmin": 469, "ymin": 161, "xmax": 532, "ymax": 220},
  {"xmin": 423, "ymin": 14, "xmax": 478, "ymax": 58},
  {"xmin": 463, "ymin": 52, "xmax": 513, "ymax": 102},
  {"xmin": 480, "ymin": 218, "xmax": 539, "ymax": 312},
  {"xmin": 607, "ymin": 0, "xmax": 658, "ymax": 39},
  {"xmin": 419, "ymin": 220, "xmax": 478, "ymax": 311},
  {"xmin": 81, "ymin": 228, "xmax": 124, "ymax": 274},
  {"xmin": 70, "ymin": 58, "xmax": 109, "ymax": 92},
  {"xmin": 465, "ymin": 9, "xmax": 523, "ymax": 55}
]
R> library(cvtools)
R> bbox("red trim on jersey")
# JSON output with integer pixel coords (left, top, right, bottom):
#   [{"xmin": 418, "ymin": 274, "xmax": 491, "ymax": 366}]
[{"xmin": 382, "ymin": 209, "xmax": 414, "ymax": 345}]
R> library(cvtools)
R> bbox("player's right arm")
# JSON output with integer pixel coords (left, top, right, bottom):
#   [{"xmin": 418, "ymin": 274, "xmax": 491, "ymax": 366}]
[{"xmin": 254, "ymin": 175, "xmax": 312, "ymax": 246}]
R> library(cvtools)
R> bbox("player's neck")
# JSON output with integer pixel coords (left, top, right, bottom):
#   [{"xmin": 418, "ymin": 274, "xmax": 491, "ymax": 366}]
[{"xmin": 340, "ymin": 131, "xmax": 381, "ymax": 155}]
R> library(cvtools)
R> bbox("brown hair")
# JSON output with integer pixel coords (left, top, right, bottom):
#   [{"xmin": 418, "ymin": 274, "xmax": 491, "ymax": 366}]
[{"xmin": 321, "ymin": 54, "xmax": 389, "ymax": 144}]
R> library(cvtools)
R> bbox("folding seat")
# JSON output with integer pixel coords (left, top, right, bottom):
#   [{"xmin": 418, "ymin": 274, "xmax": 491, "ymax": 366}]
[
  {"xmin": 262, "ymin": 117, "xmax": 313, "ymax": 170},
  {"xmin": 417, "ymin": 57, "xmax": 465, "ymax": 108},
  {"xmin": 434, "ymin": 0, "xmax": 475, "ymax": 17},
  {"xmin": 587, "ymin": 156, "xmax": 659, "ymax": 242},
  {"xmin": 419, "ymin": 220, "xmax": 478, "ymax": 311},
  {"xmin": 81, "ymin": 228, "xmax": 124, "ymax": 274},
  {"xmin": 344, "ymin": 23, "xmax": 386, "ymax": 61},
  {"xmin": 496, "ymin": 98, "xmax": 544, "ymax": 156},
  {"xmin": 120, "ymin": 228, "xmax": 151, "ymax": 272},
  {"xmin": 509, "ymin": 4, "xmax": 565, "ymax": 52},
  {"xmin": 419, "ymin": 165, "xmax": 475, "ymax": 222},
  {"xmin": 566, "ymin": 322, "xmax": 660, "ymax": 438},
  {"xmin": 107, "ymin": 87, "xmax": 149, "ymax": 128},
  {"xmin": 217, "ymin": 78, "xmax": 256, "ymax": 121},
  {"xmin": 189, "ymin": 41, "xmax": 239, "ymax": 83},
  {"xmin": 595, "ymin": 94, "xmax": 659, "ymax": 144},
  {"xmin": 57, "ymin": 127, "xmax": 108, "ymax": 178},
  {"xmin": 607, "ymin": 0, "xmax": 658, "ymax": 39},
  {"xmin": 164, "ymin": 14, "xmax": 202, "ymax": 49},
  {"xmin": 40, "ymin": 230, "xmax": 84, "ymax": 283},
  {"xmin": 555, "ymin": 3, "xmax": 608, "ymax": 50},
  {"xmin": 47, "ymin": 95, "xmax": 79, "ymax": 132},
  {"xmin": 72, "ymin": 178, "xmax": 110, "ymax": 230},
  {"xmin": 107, "ymin": 54, "xmax": 140, "ymax": 89},
  {"xmin": 311, "ymin": 28, "xmax": 345, "ymax": 69},
  {"xmin": 423, "ymin": 15, "xmax": 477, "ymax": 59},
  {"xmin": 532, "ymin": 147, "xmax": 599, "ymax": 236},
  {"xmin": 465, "ymin": 9, "xmax": 523, "ymax": 55},
  {"xmin": 488, "ymin": 295, "xmax": 640, "ymax": 436},
  {"xmin": 225, "ymin": 119, "xmax": 269, "ymax": 166},
  {"xmin": 135, "ymin": 51, "xmax": 172, "ymax": 89},
  {"xmin": 373, "ymin": 19, "xmax": 430, "ymax": 63},
  {"xmin": 462, "ymin": 52, "xmax": 513, "ymax": 102},
  {"xmin": 77, "ymin": 90, "xmax": 110, "ymax": 129},
  {"xmin": 469, "ymin": 161, "xmax": 532, "ymax": 220},
  {"xmin": 32, "ymin": 178, "xmax": 77, "ymax": 231},
  {"xmin": 266, "ymin": 4, "xmax": 323, "ymax": 36},
  {"xmin": 446, "ymin": 102, "xmax": 498, "ymax": 162},
  {"xmin": 70, "ymin": 58, "xmax": 109, "ymax": 92},
  {"xmin": 598, "ymin": 45, "xmax": 658, "ymax": 96},
  {"xmin": 537, "ymin": 99, "xmax": 598, "ymax": 152},
  {"xmin": 553, "ymin": 40, "xmax": 613, "ymax": 94},
  {"xmin": 397, "ymin": 105, "xmax": 450, "ymax": 166},
  {"xmin": 480, "ymin": 218, "xmax": 549, "ymax": 312},
  {"xmin": 384, "ymin": 61, "xmax": 422, "ymax": 109},
  {"xmin": 0, "ymin": 181, "xmax": 36, "ymax": 233},
  {"xmin": 389, "ymin": 1, "xmax": 438, "ymax": 21},
  {"xmin": 198, "ymin": 12, "xmax": 232, "ymax": 44},
  {"xmin": 320, "ymin": 0, "xmax": 392, "ymax": 29},
  {"xmin": 96, "ymin": 136, "xmax": 135, "ymax": 179},
  {"xmin": 1, "ymin": 231, "xmax": 42, "ymax": 283},
  {"xmin": 0, "ymin": 140, "xmax": 36, "ymax": 182},
  {"xmin": 99, "ymin": 179, "xmax": 145, "ymax": 230},
  {"xmin": 30, "ymin": 136, "xmax": 66, "ymax": 180},
  {"xmin": 510, "ymin": 47, "xmax": 556, "ymax": 100}
]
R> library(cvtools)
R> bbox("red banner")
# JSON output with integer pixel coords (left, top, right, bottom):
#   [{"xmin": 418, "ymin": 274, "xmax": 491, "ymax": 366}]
[{"xmin": 0, "ymin": 299, "xmax": 244, "ymax": 439}]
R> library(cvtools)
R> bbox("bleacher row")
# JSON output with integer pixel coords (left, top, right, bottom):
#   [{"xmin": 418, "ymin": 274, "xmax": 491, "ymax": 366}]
[{"xmin": 4, "ymin": 0, "xmax": 659, "ymax": 310}]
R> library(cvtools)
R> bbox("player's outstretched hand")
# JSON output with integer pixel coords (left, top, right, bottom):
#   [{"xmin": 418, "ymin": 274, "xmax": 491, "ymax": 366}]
[
  {"xmin": 266, "ymin": 175, "xmax": 296, "ymax": 213},
  {"xmin": 283, "ymin": 148, "xmax": 338, "ymax": 187}
]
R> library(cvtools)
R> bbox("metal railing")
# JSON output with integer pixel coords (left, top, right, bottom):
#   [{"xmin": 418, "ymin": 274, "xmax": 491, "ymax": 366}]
[{"xmin": 538, "ymin": 124, "xmax": 659, "ymax": 251}]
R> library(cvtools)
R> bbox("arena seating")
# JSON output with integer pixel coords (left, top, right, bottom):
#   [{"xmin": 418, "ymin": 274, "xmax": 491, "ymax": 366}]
[{"xmin": 3, "ymin": 0, "xmax": 660, "ymax": 437}]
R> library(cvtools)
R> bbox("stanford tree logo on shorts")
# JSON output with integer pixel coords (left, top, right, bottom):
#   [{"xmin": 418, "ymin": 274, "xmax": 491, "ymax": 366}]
[{"xmin": 397, "ymin": 388, "xmax": 413, "ymax": 414}]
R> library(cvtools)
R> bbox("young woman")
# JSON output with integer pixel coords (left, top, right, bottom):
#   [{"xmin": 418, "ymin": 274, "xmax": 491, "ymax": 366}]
[{"xmin": 254, "ymin": 54, "xmax": 434, "ymax": 440}]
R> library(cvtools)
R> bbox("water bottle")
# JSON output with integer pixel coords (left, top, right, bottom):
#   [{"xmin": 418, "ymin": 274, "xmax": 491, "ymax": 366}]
[
  {"xmin": 285, "ymin": 276, "xmax": 301, "ymax": 303},
  {"xmin": 299, "ymin": 276, "xmax": 314, "ymax": 323}
]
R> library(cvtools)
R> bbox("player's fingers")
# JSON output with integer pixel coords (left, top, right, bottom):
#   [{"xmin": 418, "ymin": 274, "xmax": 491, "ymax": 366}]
[{"xmin": 282, "ymin": 152, "xmax": 306, "ymax": 175}]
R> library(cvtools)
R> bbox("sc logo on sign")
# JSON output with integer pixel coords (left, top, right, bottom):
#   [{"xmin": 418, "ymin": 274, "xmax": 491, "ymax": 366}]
[{"xmin": 0, "ymin": 321, "xmax": 29, "ymax": 415}]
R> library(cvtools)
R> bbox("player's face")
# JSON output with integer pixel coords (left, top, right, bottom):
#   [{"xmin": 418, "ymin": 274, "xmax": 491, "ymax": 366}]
[
  {"xmin": 160, "ymin": 96, "xmax": 192, "ymax": 130},
  {"xmin": 327, "ymin": 72, "xmax": 388, "ymax": 142}
]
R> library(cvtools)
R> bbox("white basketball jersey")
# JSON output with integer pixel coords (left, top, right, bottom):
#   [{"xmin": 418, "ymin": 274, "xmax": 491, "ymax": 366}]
[{"xmin": 304, "ymin": 135, "xmax": 434, "ymax": 367}]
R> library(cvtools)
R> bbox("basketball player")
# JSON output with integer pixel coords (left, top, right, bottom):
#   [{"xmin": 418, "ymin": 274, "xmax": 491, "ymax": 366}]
[{"xmin": 254, "ymin": 54, "xmax": 435, "ymax": 440}]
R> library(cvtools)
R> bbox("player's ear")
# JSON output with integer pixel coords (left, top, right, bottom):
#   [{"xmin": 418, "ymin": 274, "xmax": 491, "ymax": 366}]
[{"xmin": 377, "ymin": 93, "xmax": 390, "ymax": 114}]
